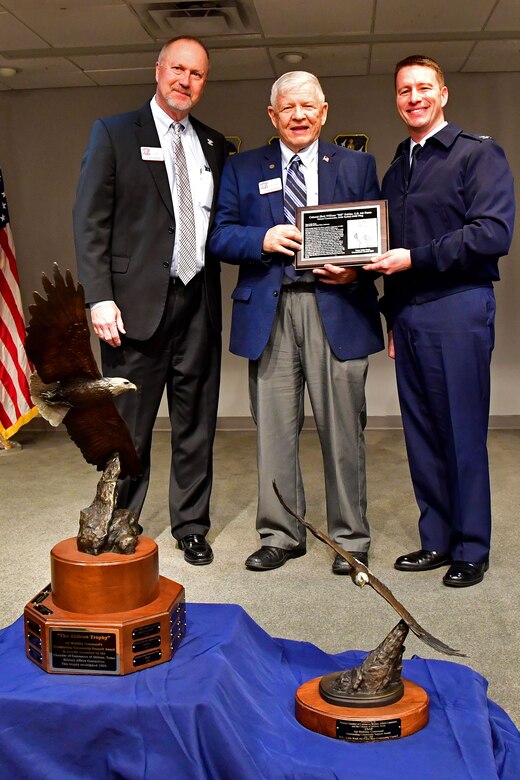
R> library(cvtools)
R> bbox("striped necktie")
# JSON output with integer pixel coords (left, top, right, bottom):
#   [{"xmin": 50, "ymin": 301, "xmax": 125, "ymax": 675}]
[
  {"xmin": 172, "ymin": 122, "xmax": 197, "ymax": 284},
  {"xmin": 284, "ymin": 154, "xmax": 306, "ymax": 225},
  {"xmin": 283, "ymin": 155, "xmax": 306, "ymax": 280}
]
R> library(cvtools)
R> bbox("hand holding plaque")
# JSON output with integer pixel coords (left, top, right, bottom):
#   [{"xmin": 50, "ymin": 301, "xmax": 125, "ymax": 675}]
[{"xmin": 295, "ymin": 200, "xmax": 388, "ymax": 269}]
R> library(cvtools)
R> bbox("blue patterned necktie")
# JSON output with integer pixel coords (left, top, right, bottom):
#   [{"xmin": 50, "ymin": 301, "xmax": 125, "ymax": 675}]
[
  {"xmin": 283, "ymin": 154, "xmax": 306, "ymax": 280},
  {"xmin": 284, "ymin": 154, "xmax": 306, "ymax": 225},
  {"xmin": 172, "ymin": 122, "xmax": 197, "ymax": 284}
]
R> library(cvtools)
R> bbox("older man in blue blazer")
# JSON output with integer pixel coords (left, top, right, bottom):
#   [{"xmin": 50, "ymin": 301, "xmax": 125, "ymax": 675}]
[{"xmin": 210, "ymin": 71, "xmax": 384, "ymax": 572}]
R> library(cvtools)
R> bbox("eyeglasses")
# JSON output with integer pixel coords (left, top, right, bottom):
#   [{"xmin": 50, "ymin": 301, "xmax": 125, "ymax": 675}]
[{"xmin": 157, "ymin": 63, "xmax": 206, "ymax": 82}]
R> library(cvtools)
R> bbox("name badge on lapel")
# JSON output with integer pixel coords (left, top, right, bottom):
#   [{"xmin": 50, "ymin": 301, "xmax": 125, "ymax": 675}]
[
  {"xmin": 259, "ymin": 177, "xmax": 282, "ymax": 195},
  {"xmin": 141, "ymin": 147, "xmax": 164, "ymax": 162}
]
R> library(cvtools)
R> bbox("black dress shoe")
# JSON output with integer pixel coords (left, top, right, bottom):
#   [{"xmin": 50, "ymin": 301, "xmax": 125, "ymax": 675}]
[
  {"xmin": 332, "ymin": 551, "xmax": 368, "ymax": 575},
  {"xmin": 245, "ymin": 545, "xmax": 306, "ymax": 571},
  {"xmin": 443, "ymin": 561, "xmax": 489, "ymax": 588},
  {"xmin": 177, "ymin": 534, "xmax": 213, "ymax": 566},
  {"xmin": 394, "ymin": 549, "xmax": 452, "ymax": 571}
]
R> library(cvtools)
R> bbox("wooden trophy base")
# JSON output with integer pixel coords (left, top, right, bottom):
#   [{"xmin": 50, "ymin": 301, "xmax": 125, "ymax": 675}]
[
  {"xmin": 295, "ymin": 675, "xmax": 429, "ymax": 741},
  {"xmin": 23, "ymin": 537, "xmax": 186, "ymax": 675}
]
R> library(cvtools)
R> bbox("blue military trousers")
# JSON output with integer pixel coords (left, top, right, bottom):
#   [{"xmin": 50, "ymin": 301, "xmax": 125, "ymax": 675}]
[{"xmin": 393, "ymin": 287, "xmax": 495, "ymax": 563}]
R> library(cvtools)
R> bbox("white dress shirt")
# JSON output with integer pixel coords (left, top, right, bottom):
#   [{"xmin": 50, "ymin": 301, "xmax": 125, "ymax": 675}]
[{"xmin": 150, "ymin": 96, "xmax": 213, "ymax": 276}]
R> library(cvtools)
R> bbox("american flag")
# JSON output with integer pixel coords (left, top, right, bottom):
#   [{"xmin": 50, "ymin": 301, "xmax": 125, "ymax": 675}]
[{"xmin": 0, "ymin": 170, "xmax": 37, "ymax": 439}]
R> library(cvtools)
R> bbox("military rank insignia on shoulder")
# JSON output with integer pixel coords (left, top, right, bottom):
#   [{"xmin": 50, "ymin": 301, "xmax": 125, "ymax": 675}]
[{"xmin": 461, "ymin": 131, "xmax": 494, "ymax": 143}]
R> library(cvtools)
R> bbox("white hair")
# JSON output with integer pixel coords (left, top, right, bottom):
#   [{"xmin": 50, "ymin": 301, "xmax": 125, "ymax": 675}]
[{"xmin": 270, "ymin": 71, "xmax": 325, "ymax": 107}]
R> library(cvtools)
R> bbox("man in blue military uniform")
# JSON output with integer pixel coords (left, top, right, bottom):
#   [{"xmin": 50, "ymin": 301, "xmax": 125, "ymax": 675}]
[{"xmin": 365, "ymin": 55, "xmax": 515, "ymax": 587}]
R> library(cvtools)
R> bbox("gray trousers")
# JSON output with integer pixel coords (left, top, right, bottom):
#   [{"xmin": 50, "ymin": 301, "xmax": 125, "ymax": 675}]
[{"xmin": 249, "ymin": 287, "xmax": 370, "ymax": 552}]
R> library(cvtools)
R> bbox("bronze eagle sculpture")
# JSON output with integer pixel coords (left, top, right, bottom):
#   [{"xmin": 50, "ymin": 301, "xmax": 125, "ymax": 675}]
[
  {"xmin": 24, "ymin": 264, "xmax": 141, "ymax": 480},
  {"xmin": 273, "ymin": 480, "xmax": 464, "ymax": 658}
]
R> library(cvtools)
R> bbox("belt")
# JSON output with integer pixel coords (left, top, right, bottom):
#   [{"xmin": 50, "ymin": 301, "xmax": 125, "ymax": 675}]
[{"xmin": 281, "ymin": 282, "xmax": 315, "ymax": 293}]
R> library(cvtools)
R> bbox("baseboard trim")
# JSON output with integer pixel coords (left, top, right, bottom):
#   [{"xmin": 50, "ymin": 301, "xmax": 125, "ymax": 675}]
[
  {"xmin": 181, "ymin": 414, "xmax": 520, "ymax": 431},
  {"xmin": 21, "ymin": 415, "xmax": 520, "ymax": 433}
]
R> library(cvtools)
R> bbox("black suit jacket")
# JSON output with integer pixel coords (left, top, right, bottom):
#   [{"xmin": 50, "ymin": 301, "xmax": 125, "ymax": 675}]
[{"xmin": 73, "ymin": 102, "xmax": 226, "ymax": 341}]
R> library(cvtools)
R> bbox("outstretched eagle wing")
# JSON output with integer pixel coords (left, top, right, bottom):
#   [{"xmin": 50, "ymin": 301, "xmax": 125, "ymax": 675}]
[
  {"xmin": 25, "ymin": 264, "xmax": 141, "ymax": 479},
  {"xmin": 273, "ymin": 481, "xmax": 465, "ymax": 658},
  {"xmin": 25, "ymin": 264, "xmax": 100, "ymax": 383}
]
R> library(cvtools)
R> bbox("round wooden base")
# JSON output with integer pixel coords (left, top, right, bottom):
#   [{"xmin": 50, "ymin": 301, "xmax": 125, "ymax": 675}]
[
  {"xmin": 295, "ymin": 676, "xmax": 429, "ymax": 741},
  {"xmin": 51, "ymin": 536, "xmax": 159, "ymax": 613},
  {"xmin": 24, "ymin": 537, "xmax": 186, "ymax": 676}
]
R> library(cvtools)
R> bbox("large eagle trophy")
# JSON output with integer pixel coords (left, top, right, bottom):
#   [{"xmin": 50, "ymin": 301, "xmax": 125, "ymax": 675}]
[{"xmin": 25, "ymin": 264, "xmax": 142, "ymax": 555}]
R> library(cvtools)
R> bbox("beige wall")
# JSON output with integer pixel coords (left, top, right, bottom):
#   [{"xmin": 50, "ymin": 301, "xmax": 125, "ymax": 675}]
[{"xmin": 1, "ymin": 71, "xmax": 518, "ymax": 420}]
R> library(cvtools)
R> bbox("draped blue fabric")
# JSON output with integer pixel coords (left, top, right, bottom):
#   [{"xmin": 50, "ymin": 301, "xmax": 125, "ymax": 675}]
[{"xmin": 0, "ymin": 603, "xmax": 518, "ymax": 779}]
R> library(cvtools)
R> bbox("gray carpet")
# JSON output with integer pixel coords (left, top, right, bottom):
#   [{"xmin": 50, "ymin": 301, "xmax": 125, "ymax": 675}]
[{"xmin": 1, "ymin": 428, "xmax": 518, "ymax": 727}]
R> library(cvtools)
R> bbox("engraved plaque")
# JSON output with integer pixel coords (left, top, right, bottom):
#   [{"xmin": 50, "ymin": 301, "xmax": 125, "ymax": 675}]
[
  {"xmin": 28, "ymin": 633, "xmax": 42, "ymax": 649},
  {"xmin": 132, "ymin": 622, "xmax": 160, "ymax": 640},
  {"xmin": 29, "ymin": 647, "xmax": 43, "ymax": 664},
  {"xmin": 295, "ymin": 200, "xmax": 388, "ymax": 268},
  {"xmin": 27, "ymin": 619, "xmax": 41, "ymax": 635},
  {"xmin": 336, "ymin": 718, "xmax": 401, "ymax": 741},
  {"xmin": 49, "ymin": 628, "xmax": 119, "ymax": 675},
  {"xmin": 132, "ymin": 636, "xmax": 161, "ymax": 654},
  {"xmin": 133, "ymin": 650, "xmax": 162, "ymax": 667}
]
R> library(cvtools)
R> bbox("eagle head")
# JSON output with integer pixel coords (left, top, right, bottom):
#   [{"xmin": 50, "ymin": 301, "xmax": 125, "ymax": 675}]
[{"xmin": 105, "ymin": 378, "xmax": 138, "ymax": 396}]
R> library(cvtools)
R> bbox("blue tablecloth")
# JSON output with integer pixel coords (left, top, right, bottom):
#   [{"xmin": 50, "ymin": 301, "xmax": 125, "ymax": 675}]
[{"xmin": 0, "ymin": 603, "xmax": 518, "ymax": 779}]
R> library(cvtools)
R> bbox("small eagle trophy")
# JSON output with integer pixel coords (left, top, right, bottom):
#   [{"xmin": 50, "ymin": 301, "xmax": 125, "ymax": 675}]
[
  {"xmin": 22, "ymin": 265, "xmax": 186, "ymax": 676},
  {"xmin": 273, "ymin": 481, "xmax": 464, "ymax": 740},
  {"xmin": 25, "ymin": 264, "xmax": 142, "ymax": 555}
]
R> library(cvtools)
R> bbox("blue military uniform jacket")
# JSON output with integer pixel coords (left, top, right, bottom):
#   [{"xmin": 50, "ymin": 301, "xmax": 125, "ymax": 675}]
[
  {"xmin": 209, "ymin": 140, "xmax": 384, "ymax": 361},
  {"xmin": 381, "ymin": 122, "xmax": 515, "ymax": 327}
]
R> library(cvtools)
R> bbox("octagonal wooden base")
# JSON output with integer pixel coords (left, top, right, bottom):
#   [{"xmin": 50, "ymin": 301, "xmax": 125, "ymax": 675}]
[
  {"xmin": 295, "ymin": 676, "xmax": 429, "ymax": 741},
  {"xmin": 23, "ymin": 536, "xmax": 186, "ymax": 675}
]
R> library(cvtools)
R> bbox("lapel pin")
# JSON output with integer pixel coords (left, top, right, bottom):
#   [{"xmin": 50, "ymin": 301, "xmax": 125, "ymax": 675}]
[
  {"xmin": 323, "ymin": 155, "xmax": 330, "ymax": 163},
  {"xmin": 207, "ymin": 138, "xmax": 214, "ymax": 146},
  {"xmin": 269, "ymin": 163, "xmax": 275, "ymax": 169}
]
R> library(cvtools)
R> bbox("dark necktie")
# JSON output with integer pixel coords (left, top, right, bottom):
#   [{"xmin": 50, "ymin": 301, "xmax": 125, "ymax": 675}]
[
  {"xmin": 283, "ymin": 155, "xmax": 306, "ymax": 280},
  {"xmin": 408, "ymin": 143, "xmax": 422, "ymax": 184},
  {"xmin": 172, "ymin": 122, "xmax": 197, "ymax": 285}
]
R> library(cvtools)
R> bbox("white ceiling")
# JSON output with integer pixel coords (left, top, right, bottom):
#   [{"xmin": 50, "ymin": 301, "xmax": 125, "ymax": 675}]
[{"xmin": 0, "ymin": 0, "xmax": 519, "ymax": 91}]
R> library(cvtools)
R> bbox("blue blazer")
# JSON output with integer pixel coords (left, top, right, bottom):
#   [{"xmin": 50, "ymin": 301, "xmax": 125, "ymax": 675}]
[{"xmin": 209, "ymin": 140, "xmax": 384, "ymax": 361}]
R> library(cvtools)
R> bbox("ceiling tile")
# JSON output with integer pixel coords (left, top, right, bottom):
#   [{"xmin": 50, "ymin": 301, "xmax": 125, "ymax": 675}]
[
  {"xmin": 85, "ymin": 68, "xmax": 156, "ymax": 86},
  {"xmin": 70, "ymin": 52, "xmax": 156, "ymax": 71},
  {"xmin": 370, "ymin": 41, "xmax": 475, "ymax": 75},
  {"xmin": 486, "ymin": 0, "xmax": 520, "ymax": 30},
  {"xmin": 271, "ymin": 44, "xmax": 370, "ymax": 78},
  {"xmin": 0, "ymin": 10, "xmax": 49, "ymax": 50},
  {"xmin": 0, "ymin": 57, "xmax": 94, "ymax": 90},
  {"xmin": 1, "ymin": 2, "xmax": 153, "ymax": 47},
  {"xmin": 209, "ymin": 47, "xmax": 274, "ymax": 81},
  {"xmin": 374, "ymin": 0, "xmax": 496, "ymax": 34},
  {"xmin": 463, "ymin": 40, "xmax": 520, "ymax": 71},
  {"xmin": 255, "ymin": 0, "xmax": 373, "ymax": 37}
]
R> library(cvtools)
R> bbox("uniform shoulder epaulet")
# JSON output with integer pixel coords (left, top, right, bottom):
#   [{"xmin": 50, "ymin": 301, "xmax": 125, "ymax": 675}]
[{"xmin": 460, "ymin": 131, "xmax": 494, "ymax": 143}]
